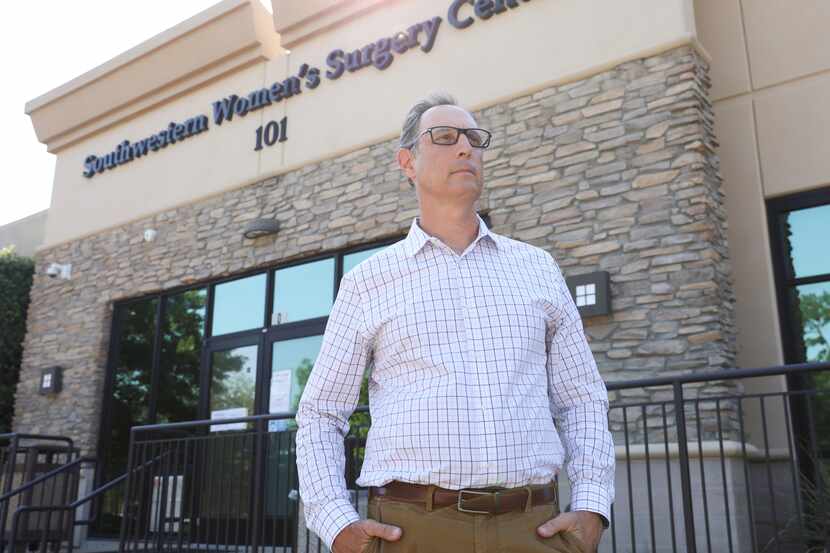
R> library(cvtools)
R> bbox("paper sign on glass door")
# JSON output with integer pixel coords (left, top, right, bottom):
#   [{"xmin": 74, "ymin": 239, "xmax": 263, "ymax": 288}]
[
  {"xmin": 268, "ymin": 370, "xmax": 292, "ymax": 432},
  {"xmin": 269, "ymin": 370, "xmax": 292, "ymax": 413}
]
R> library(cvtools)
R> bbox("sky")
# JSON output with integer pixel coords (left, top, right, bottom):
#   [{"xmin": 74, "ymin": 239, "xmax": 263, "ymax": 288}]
[{"xmin": 0, "ymin": 1, "xmax": 271, "ymax": 227}]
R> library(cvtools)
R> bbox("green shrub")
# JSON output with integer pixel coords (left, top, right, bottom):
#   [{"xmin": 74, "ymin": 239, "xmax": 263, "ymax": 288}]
[{"xmin": 0, "ymin": 246, "xmax": 35, "ymax": 432}]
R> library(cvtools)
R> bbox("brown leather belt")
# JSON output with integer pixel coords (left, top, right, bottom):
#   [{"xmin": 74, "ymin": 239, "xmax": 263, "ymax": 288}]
[{"xmin": 368, "ymin": 481, "xmax": 558, "ymax": 515}]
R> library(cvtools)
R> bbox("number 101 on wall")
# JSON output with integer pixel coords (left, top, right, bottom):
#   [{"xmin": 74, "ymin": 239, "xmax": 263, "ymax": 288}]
[{"xmin": 253, "ymin": 117, "xmax": 288, "ymax": 151}]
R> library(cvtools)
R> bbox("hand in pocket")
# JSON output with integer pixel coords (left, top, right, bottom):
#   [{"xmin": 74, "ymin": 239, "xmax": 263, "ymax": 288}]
[
  {"xmin": 537, "ymin": 511, "xmax": 602, "ymax": 553},
  {"xmin": 332, "ymin": 519, "xmax": 403, "ymax": 553}
]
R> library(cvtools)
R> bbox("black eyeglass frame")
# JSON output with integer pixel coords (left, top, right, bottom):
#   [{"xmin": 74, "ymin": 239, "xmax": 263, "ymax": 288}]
[{"xmin": 413, "ymin": 126, "xmax": 493, "ymax": 149}]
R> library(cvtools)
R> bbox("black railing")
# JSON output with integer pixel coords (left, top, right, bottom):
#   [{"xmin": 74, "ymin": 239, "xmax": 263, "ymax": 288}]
[
  {"xmin": 4, "ymin": 457, "xmax": 94, "ymax": 553},
  {"xmin": 119, "ymin": 363, "xmax": 830, "ymax": 553},
  {"xmin": 0, "ymin": 436, "xmax": 172, "ymax": 553},
  {"xmin": 0, "ymin": 433, "xmax": 79, "ymax": 552},
  {"xmin": 7, "ymin": 454, "xmax": 170, "ymax": 553},
  {"xmin": 603, "ymin": 362, "xmax": 830, "ymax": 553}
]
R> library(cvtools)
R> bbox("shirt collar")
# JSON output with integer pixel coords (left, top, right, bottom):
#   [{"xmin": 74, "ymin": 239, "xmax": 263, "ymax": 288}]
[{"xmin": 402, "ymin": 213, "xmax": 499, "ymax": 258}]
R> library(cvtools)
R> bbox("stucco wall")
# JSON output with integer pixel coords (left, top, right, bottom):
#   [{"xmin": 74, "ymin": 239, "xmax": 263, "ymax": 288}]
[{"xmin": 0, "ymin": 211, "xmax": 47, "ymax": 257}]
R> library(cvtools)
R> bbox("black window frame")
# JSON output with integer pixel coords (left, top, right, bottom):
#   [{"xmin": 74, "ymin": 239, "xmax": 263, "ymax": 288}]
[
  {"xmin": 767, "ymin": 185, "xmax": 830, "ymax": 367},
  {"xmin": 767, "ymin": 185, "xmax": 830, "ymax": 473}
]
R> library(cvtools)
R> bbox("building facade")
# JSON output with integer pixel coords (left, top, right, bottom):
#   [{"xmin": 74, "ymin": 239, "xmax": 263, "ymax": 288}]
[
  {"xmin": 15, "ymin": 1, "xmax": 830, "ymax": 551},
  {"xmin": 0, "ymin": 210, "xmax": 48, "ymax": 257}
]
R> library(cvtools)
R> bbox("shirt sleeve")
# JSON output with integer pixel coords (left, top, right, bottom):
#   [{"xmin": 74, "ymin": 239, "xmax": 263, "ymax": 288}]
[
  {"xmin": 544, "ymin": 254, "xmax": 615, "ymax": 527},
  {"xmin": 295, "ymin": 272, "xmax": 373, "ymax": 549}
]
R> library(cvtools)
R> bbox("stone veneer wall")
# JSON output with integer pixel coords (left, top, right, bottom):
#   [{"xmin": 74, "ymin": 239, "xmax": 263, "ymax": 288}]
[
  {"xmin": 14, "ymin": 46, "xmax": 735, "ymax": 454},
  {"xmin": 474, "ymin": 46, "xmax": 737, "ymax": 441}
]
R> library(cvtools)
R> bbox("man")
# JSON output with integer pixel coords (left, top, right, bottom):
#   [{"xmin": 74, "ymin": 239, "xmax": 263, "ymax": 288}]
[{"xmin": 296, "ymin": 92, "xmax": 615, "ymax": 553}]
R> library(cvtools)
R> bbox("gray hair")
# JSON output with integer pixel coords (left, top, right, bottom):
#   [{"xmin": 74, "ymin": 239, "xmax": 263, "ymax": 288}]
[
  {"xmin": 399, "ymin": 92, "xmax": 459, "ymax": 187},
  {"xmin": 400, "ymin": 91, "xmax": 460, "ymax": 150}
]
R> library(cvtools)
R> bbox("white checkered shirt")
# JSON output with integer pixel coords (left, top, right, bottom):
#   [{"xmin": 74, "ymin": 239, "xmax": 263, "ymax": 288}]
[{"xmin": 296, "ymin": 215, "xmax": 615, "ymax": 549}]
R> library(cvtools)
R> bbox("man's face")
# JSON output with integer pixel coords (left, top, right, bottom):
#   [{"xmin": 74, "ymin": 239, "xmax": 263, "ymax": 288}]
[{"xmin": 399, "ymin": 105, "xmax": 484, "ymax": 204}]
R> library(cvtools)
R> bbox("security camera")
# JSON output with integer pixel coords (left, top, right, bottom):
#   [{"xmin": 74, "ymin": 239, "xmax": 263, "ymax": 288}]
[{"xmin": 46, "ymin": 263, "xmax": 71, "ymax": 279}]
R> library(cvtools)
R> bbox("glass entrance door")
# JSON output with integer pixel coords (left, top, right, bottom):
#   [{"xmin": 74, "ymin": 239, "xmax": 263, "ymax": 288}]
[
  {"xmin": 207, "ymin": 342, "xmax": 260, "ymax": 431},
  {"xmin": 255, "ymin": 336, "xmax": 325, "ymax": 548},
  {"xmin": 266, "ymin": 336, "xmax": 323, "ymax": 430},
  {"xmin": 191, "ymin": 337, "xmax": 262, "ymax": 545}
]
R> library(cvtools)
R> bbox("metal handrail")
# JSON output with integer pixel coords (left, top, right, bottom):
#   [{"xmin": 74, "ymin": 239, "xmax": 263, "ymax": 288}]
[
  {"xmin": 9, "ymin": 505, "xmax": 74, "ymax": 553},
  {"xmin": 0, "ymin": 457, "xmax": 93, "ymax": 503},
  {"xmin": 0, "ymin": 461, "xmax": 86, "ymax": 553},
  {"xmin": 0, "ymin": 433, "xmax": 79, "ymax": 549},
  {"xmin": 5, "ymin": 451, "xmax": 172, "ymax": 553},
  {"xmin": 72, "ymin": 453, "xmax": 169, "ymax": 526}
]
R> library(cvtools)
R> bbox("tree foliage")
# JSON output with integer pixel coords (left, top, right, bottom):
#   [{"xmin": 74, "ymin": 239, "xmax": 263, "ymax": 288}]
[
  {"xmin": 0, "ymin": 247, "xmax": 35, "ymax": 433},
  {"xmin": 800, "ymin": 290, "xmax": 830, "ymax": 362},
  {"xmin": 798, "ymin": 289, "xmax": 830, "ymax": 462}
]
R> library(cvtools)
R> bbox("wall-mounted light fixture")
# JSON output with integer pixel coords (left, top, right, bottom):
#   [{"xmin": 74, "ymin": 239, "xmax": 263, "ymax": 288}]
[
  {"xmin": 565, "ymin": 271, "xmax": 611, "ymax": 317},
  {"xmin": 243, "ymin": 218, "xmax": 281, "ymax": 239},
  {"xmin": 39, "ymin": 366, "xmax": 63, "ymax": 395}
]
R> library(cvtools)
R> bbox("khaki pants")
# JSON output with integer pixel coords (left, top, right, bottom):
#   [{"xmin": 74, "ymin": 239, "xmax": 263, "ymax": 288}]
[{"xmin": 364, "ymin": 492, "xmax": 589, "ymax": 553}]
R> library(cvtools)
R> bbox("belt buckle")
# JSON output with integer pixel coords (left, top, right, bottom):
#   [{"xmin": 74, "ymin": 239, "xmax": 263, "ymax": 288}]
[{"xmin": 457, "ymin": 489, "xmax": 493, "ymax": 514}]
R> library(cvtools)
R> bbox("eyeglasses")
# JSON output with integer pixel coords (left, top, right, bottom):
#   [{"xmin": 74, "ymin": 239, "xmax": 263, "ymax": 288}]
[{"xmin": 415, "ymin": 126, "xmax": 492, "ymax": 149}]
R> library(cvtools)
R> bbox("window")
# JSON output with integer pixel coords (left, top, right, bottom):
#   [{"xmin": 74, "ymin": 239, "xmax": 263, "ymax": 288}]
[
  {"xmin": 157, "ymin": 288, "xmax": 206, "ymax": 424},
  {"xmin": 769, "ymin": 192, "xmax": 830, "ymax": 365},
  {"xmin": 212, "ymin": 273, "xmax": 267, "ymax": 336},
  {"xmin": 97, "ymin": 297, "xmax": 158, "ymax": 535},
  {"xmin": 269, "ymin": 336, "xmax": 324, "ymax": 431},
  {"xmin": 272, "ymin": 258, "xmax": 335, "ymax": 324},
  {"xmin": 783, "ymin": 203, "xmax": 830, "ymax": 364},
  {"xmin": 768, "ymin": 187, "xmax": 830, "ymax": 463},
  {"xmin": 210, "ymin": 345, "xmax": 258, "ymax": 431}
]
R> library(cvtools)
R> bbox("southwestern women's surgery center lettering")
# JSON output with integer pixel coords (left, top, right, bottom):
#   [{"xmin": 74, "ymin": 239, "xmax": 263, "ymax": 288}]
[
  {"xmin": 83, "ymin": 116, "xmax": 208, "ymax": 178},
  {"xmin": 81, "ymin": 0, "xmax": 532, "ymax": 178},
  {"xmin": 325, "ymin": 17, "xmax": 442, "ymax": 79}
]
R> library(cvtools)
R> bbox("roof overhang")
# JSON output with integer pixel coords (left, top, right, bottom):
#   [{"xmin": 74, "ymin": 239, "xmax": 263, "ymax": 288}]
[
  {"xmin": 26, "ymin": 0, "xmax": 281, "ymax": 153},
  {"xmin": 271, "ymin": 0, "xmax": 397, "ymax": 49}
]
